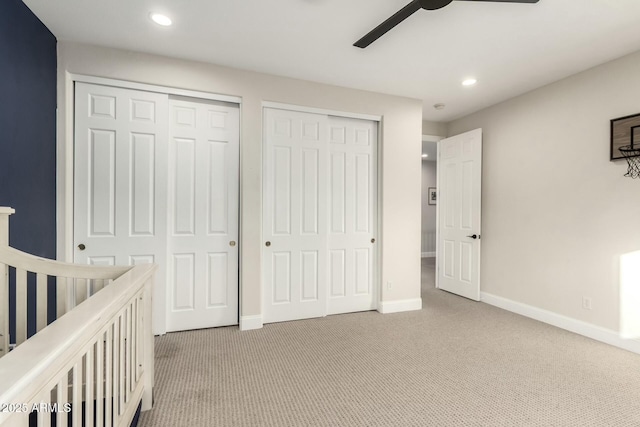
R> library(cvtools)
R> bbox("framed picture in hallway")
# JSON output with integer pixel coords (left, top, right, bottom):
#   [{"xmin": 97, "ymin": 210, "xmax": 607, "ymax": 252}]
[{"xmin": 428, "ymin": 187, "xmax": 437, "ymax": 205}]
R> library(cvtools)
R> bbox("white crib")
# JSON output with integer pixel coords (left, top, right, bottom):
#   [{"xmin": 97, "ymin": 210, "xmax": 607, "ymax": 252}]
[{"xmin": 0, "ymin": 208, "xmax": 155, "ymax": 427}]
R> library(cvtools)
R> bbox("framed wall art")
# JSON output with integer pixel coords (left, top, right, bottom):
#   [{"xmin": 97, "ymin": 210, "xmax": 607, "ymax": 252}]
[
  {"xmin": 610, "ymin": 113, "xmax": 640, "ymax": 160},
  {"xmin": 428, "ymin": 187, "xmax": 437, "ymax": 205}
]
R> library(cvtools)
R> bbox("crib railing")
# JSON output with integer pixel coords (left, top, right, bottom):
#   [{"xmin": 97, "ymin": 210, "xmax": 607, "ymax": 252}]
[
  {"xmin": 0, "ymin": 245, "xmax": 131, "ymax": 354},
  {"xmin": 0, "ymin": 208, "xmax": 155, "ymax": 426}
]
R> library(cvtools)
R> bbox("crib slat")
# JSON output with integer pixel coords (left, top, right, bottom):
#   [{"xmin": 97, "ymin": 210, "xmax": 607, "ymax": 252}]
[
  {"xmin": 85, "ymin": 344, "xmax": 94, "ymax": 427},
  {"xmin": 133, "ymin": 297, "xmax": 139, "ymax": 383},
  {"xmin": 113, "ymin": 318, "xmax": 121, "ymax": 418},
  {"xmin": 126, "ymin": 303, "xmax": 133, "ymax": 400},
  {"xmin": 56, "ymin": 377, "xmax": 68, "ymax": 426},
  {"xmin": 0, "ymin": 262, "xmax": 8, "ymax": 356},
  {"xmin": 56, "ymin": 276, "xmax": 67, "ymax": 318},
  {"xmin": 75, "ymin": 278, "xmax": 88, "ymax": 306},
  {"xmin": 36, "ymin": 272, "xmax": 48, "ymax": 332},
  {"xmin": 135, "ymin": 296, "xmax": 141, "ymax": 382},
  {"xmin": 96, "ymin": 331, "xmax": 105, "ymax": 427},
  {"xmin": 38, "ymin": 391, "xmax": 52, "ymax": 427},
  {"xmin": 119, "ymin": 311, "xmax": 126, "ymax": 415},
  {"xmin": 72, "ymin": 362, "xmax": 81, "ymax": 427},
  {"xmin": 16, "ymin": 268, "xmax": 27, "ymax": 344},
  {"xmin": 93, "ymin": 278, "xmax": 105, "ymax": 293},
  {"xmin": 67, "ymin": 277, "xmax": 76, "ymax": 311},
  {"xmin": 39, "ymin": 409, "xmax": 52, "ymax": 427},
  {"xmin": 105, "ymin": 325, "xmax": 113, "ymax": 427}
]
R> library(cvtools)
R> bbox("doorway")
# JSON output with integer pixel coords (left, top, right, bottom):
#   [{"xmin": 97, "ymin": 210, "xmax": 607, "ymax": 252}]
[{"xmin": 421, "ymin": 135, "xmax": 441, "ymax": 259}]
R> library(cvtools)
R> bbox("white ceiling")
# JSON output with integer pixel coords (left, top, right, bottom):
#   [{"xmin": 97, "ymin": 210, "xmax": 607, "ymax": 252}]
[{"xmin": 22, "ymin": 0, "xmax": 640, "ymax": 122}]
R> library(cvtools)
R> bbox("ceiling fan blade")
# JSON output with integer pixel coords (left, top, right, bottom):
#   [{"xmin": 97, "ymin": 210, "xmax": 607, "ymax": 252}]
[
  {"xmin": 455, "ymin": 0, "xmax": 539, "ymax": 3},
  {"xmin": 354, "ymin": 0, "xmax": 422, "ymax": 49}
]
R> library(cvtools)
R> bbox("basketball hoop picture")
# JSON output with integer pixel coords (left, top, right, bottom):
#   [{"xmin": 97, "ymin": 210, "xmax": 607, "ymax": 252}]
[
  {"xmin": 610, "ymin": 113, "xmax": 640, "ymax": 179},
  {"xmin": 619, "ymin": 145, "xmax": 640, "ymax": 179}
]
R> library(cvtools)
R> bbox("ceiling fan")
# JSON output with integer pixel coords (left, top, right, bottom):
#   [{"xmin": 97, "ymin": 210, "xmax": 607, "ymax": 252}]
[{"xmin": 354, "ymin": 0, "xmax": 539, "ymax": 48}]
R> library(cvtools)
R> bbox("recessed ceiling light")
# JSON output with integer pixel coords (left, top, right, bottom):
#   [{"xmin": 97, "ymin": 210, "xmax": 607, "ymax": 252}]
[
  {"xmin": 462, "ymin": 78, "xmax": 477, "ymax": 87},
  {"xmin": 150, "ymin": 13, "xmax": 172, "ymax": 26},
  {"xmin": 422, "ymin": 154, "xmax": 428, "ymax": 158}
]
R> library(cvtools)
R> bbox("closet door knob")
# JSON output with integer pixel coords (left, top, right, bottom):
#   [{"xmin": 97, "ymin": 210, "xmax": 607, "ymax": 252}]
[
  {"xmin": 78, "ymin": 244, "xmax": 86, "ymax": 251},
  {"xmin": 265, "ymin": 241, "xmax": 271, "ymax": 247}
]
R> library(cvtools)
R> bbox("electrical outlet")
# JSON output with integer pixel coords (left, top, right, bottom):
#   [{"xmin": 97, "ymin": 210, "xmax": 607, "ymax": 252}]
[
  {"xmin": 582, "ymin": 297, "xmax": 593, "ymax": 310},
  {"xmin": 386, "ymin": 281, "xmax": 392, "ymax": 290}
]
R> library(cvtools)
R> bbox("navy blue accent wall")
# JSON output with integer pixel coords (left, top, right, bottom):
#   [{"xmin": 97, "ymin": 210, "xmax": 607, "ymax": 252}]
[
  {"xmin": 0, "ymin": 0, "xmax": 57, "ymax": 255},
  {"xmin": 0, "ymin": 0, "xmax": 57, "ymax": 338}
]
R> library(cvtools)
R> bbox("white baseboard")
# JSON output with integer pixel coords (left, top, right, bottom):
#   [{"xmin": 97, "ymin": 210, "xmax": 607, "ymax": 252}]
[
  {"xmin": 378, "ymin": 298, "xmax": 422, "ymax": 314},
  {"xmin": 240, "ymin": 315, "xmax": 263, "ymax": 331},
  {"xmin": 421, "ymin": 252, "xmax": 435, "ymax": 258},
  {"xmin": 481, "ymin": 292, "xmax": 640, "ymax": 355}
]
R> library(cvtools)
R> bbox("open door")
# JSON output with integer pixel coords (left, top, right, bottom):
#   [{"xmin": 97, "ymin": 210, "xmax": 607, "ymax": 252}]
[{"xmin": 436, "ymin": 129, "xmax": 482, "ymax": 300}]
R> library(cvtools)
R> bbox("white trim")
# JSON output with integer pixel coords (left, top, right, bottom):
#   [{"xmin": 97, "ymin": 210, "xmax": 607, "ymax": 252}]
[
  {"xmin": 0, "ymin": 208, "xmax": 15, "ymax": 215},
  {"xmin": 262, "ymin": 101, "xmax": 381, "ymax": 122},
  {"xmin": 378, "ymin": 298, "xmax": 422, "ymax": 314},
  {"xmin": 68, "ymin": 74, "xmax": 242, "ymax": 104},
  {"xmin": 374, "ymin": 120, "xmax": 381, "ymax": 313},
  {"xmin": 481, "ymin": 292, "xmax": 640, "ymax": 355},
  {"xmin": 239, "ymin": 315, "xmax": 263, "ymax": 331},
  {"xmin": 58, "ymin": 71, "xmax": 75, "ymax": 263},
  {"xmin": 434, "ymin": 140, "xmax": 440, "ymax": 289},
  {"xmin": 422, "ymin": 134, "xmax": 444, "ymax": 142},
  {"xmin": 421, "ymin": 252, "xmax": 435, "ymax": 258}
]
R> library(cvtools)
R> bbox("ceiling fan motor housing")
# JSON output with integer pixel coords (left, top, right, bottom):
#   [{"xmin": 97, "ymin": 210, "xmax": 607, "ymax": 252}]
[{"xmin": 419, "ymin": 0, "xmax": 455, "ymax": 10}]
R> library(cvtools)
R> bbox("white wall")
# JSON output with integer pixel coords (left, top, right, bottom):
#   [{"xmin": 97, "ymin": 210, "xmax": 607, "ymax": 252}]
[
  {"xmin": 423, "ymin": 120, "xmax": 447, "ymax": 137},
  {"xmin": 421, "ymin": 160, "xmax": 437, "ymax": 256},
  {"xmin": 448, "ymin": 50, "xmax": 640, "ymax": 334},
  {"xmin": 56, "ymin": 42, "xmax": 423, "ymax": 328}
]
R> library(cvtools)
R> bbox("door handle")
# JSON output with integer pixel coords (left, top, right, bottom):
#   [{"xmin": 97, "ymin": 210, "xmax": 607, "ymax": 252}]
[
  {"xmin": 466, "ymin": 234, "xmax": 479, "ymax": 240},
  {"xmin": 78, "ymin": 243, "xmax": 86, "ymax": 251},
  {"xmin": 265, "ymin": 241, "xmax": 271, "ymax": 247},
  {"xmin": 229, "ymin": 241, "xmax": 236, "ymax": 247}
]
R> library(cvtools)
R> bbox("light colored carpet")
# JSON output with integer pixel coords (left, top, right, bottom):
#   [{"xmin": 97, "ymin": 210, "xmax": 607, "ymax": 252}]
[{"xmin": 140, "ymin": 258, "xmax": 640, "ymax": 426}]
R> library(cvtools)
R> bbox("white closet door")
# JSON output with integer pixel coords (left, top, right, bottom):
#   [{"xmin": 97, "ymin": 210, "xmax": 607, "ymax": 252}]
[
  {"xmin": 326, "ymin": 117, "xmax": 377, "ymax": 315},
  {"xmin": 74, "ymin": 82, "xmax": 168, "ymax": 334},
  {"xmin": 263, "ymin": 108, "xmax": 329, "ymax": 323},
  {"xmin": 263, "ymin": 108, "xmax": 377, "ymax": 323},
  {"xmin": 166, "ymin": 98, "xmax": 240, "ymax": 332}
]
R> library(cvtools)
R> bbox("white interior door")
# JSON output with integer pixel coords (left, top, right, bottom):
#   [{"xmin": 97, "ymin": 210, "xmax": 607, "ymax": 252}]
[
  {"xmin": 166, "ymin": 97, "xmax": 239, "ymax": 332},
  {"xmin": 437, "ymin": 128, "xmax": 482, "ymax": 300},
  {"xmin": 326, "ymin": 116, "xmax": 377, "ymax": 315},
  {"xmin": 75, "ymin": 83, "xmax": 240, "ymax": 334},
  {"xmin": 263, "ymin": 107, "xmax": 377, "ymax": 323},
  {"xmin": 74, "ymin": 82, "xmax": 168, "ymax": 333},
  {"xmin": 263, "ymin": 109, "xmax": 329, "ymax": 323}
]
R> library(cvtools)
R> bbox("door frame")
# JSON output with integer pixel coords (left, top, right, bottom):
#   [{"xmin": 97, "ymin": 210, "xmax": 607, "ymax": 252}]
[
  {"xmin": 59, "ymin": 74, "xmax": 242, "ymax": 335},
  {"xmin": 261, "ymin": 101, "xmax": 382, "ymax": 318},
  {"xmin": 422, "ymin": 134, "xmax": 444, "ymax": 287}
]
